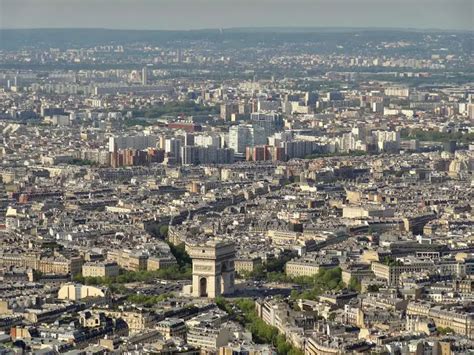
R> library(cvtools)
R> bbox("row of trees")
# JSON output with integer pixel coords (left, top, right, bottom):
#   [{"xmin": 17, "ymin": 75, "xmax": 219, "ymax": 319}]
[
  {"xmin": 126, "ymin": 293, "xmax": 173, "ymax": 306},
  {"xmin": 73, "ymin": 264, "xmax": 192, "ymax": 287},
  {"xmin": 401, "ymin": 129, "xmax": 474, "ymax": 144},
  {"xmin": 216, "ymin": 298, "xmax": 303, "ymax": 355},
  {"xmin": 131, "ymin": 101, "xmax": 218, "ymax": 119},
  {"xmin": 289, "ymin": 267, "xmax": 345, "ymax": 300},
  {"xmin": 68, "ymin": 158, "xmax": 98, "ymax": 166},
  {"xmin": 305, "ymin": 150, "xmax": 368, "ymax": 159}
]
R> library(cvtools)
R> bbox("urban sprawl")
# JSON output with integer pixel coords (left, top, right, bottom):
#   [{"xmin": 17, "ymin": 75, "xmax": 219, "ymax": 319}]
[{"xmin": 0, "ymin": 28, "xmax": 473, "ymax": 355}]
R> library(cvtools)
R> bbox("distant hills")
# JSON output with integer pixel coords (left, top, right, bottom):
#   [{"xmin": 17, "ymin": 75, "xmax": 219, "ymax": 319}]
[{"xmin": 0, "ymin": 27, "xmax": 472, "ymax": 50}]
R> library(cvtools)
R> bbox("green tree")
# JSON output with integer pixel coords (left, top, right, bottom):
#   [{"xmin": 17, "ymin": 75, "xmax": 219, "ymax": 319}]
[
  {"xmin": 233, "ymin": 299, "xmax": 303, "ymax": 355},
  {"xmin": 289, "ymin": 267, "xmax": 344, "ymax": 301},
  {"xmin": 126, "ymin": 293, "xmax": 173, "ymax": 306},
  {"xmin": 367, "ymin": 284, "xmax": 380, "ymax": 293},
  {"xmin": 348, "ymin": 277, "xmax": 361, "ymax": 292},
  {"xmin": 159, "ymin": 225, "xmax": 169, "ymax": 238},
  {"xmin": 437, "ymin": 326, "xmax": 455, "ymax": 335},
  {"xmin": 168, "ymin": 242, "xmax": 192, "ymax": 268}
]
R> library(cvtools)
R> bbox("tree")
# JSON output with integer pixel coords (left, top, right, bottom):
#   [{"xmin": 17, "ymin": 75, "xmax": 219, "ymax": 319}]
[
  {"xmin": 348, "ymin": 277, "xmax": 361, "ymax": 292},
  {"xmin": 167, "ymin": 242, "xmax": 192, "ymax": 268},
  {"xmin": 367, "ymin": 284, "xmax": 380, "ymax": 293},
  {"xmin": 437, "ymin": 326, "xmax": 455, "ymax": 335},
  {"xmin": 159, "ymin": 225, "xmax": 169, "ymax": 238},
  {"xmin": 32, "ymin": 270, "xmax": 43, "ymax": 281},
  {"xmin": 266, "ymin": 251, "xmax": 297, "ymax": 273},
  {"xmin": 382, "ymin": 256, "xmax": 403, "ymax": 267},
  {"xmin": 127, "ymin": 293, "xmax": 173, "ymax": 306},
  {"xmin": 289, "ymin": 267, "xmax": 344, "ymax": 301}
]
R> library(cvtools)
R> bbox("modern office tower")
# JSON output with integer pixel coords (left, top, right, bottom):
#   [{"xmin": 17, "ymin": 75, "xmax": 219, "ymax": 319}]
[
  {"xmin": 250, "ymin": 111, "xmax": 283, "ymax": 137},
  {"xmin": 373, "ymin": 130, "xmax": 400, "ymax": 153},
  {"xmin": 175, "ymin": 49, "xmax": 182, "ymax": 63},
  {"xmin": 108, "ymin": 135, "xmax": 158, "ymax": 153},
  {"xmin": 165, "ymin": 138, "xmax": 182, "ymax": 162},
  {"xmin": 110, "ymin": 148, "xmax": 157, "ymax": 168},
  {"xmin": 283, "ymin": 140, "xmax": 317, "ymax": 160},
  {"xmin": 339, "ymin": 133, "xmax": 357, "ymax": 152},
  {"xmin": 351, "ymin": 125, "xmax": 369, "ymax": 141},
  {"xmin": 238, "ymin": 102, "xmax": 252, "ymax": 115},
  {"xmin": 384, "ymin": 86, "xmax": 410, "ymax": 97},
  {"xmin": 194, "ymin": 134, "xmax": 221, "ymax": 148},
  {"xmin": 184, "ymin": 133, "xmax": 195, "ymax": 146},
  {"xmin": 220, "ymin": 102, "xmax": 239, "ymax": 120},
  {"xmin": 188, "ymin": 240, "xmax": 235, "ymax": 298},
  {"xmin": 41, "ymin": 107, "xmax": 66, "ymax": 117},
  {"xmin": 257, "ymin": 98, "xmax": 281, "ymax": 112},
  {"xmin": 372, "ymin": 101, "xmax": 384, "ymax": 113},
  {"xmin": 305, "ymin": 91, "xmax": 319, "ymax": 106},
  {"xmin": 228, "ymin": 124, "xmax": 266, "ymax": 155},
  {"xmin": 181, "ymin": 146, "xmax": 234, "ymax": 165},
  {"xmin": 444, "ymin": 140, "xmax": 457, "ymax": 154},
  {"xmin": 326, "ymin": 91, "xmax": 344, "ymax": 101},
  {"xmin": 141, "ymin": 67, "xmax": 148, "ymax": 86}
]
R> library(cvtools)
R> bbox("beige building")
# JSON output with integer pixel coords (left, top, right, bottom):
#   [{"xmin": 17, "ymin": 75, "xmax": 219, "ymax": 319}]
[
  {"xmin": 255, "ymin": 299, "xmax": 288, "ymax": 335},
  {"xmin": 285, "ymin": 259, "xmax": 338, "ymax": 278},
  {"xmin": 187, "ymin": 240, "xmax": 235, "ymax": 299},
  {"xmin": 267, "ymin": 230, "xmax": 300, "ymax": 245},
  {"xmin": 286, "ymin": 259, "xmax": 321, "ymax": 277},
  {"xmin": 107, "ymin": 249, "xmax": 147, "ymax": 271},
  {"xmin": 0, "ymin": 253, "xmax": 39, "ymax": 270},
  {"xmin": 371, "ymin": 261, "xmax": 434, "ymax": 286},
  {"xmin": 156, "ymin": 318, "xmax": 187, "ymax": 340},
  {"xmin": 147, "ymin": 256, "xmax": 178, "ymax": 271},
  {"xmin": 407, "ymin": 302, "xmax": 474, "ymax": 339},
  {"xmin": 82, "ymin": 261, "xmax": 120, "ymax": 278},
  {"xmin": 39, "ymin": 256, "xmax": 83, "ymax": 276},
  {"xmin": 187, "ymin": 325, "xmax": 232, "ymax": 351},
  {"xmin": 101, "ymin": 309, "xmax": 154, "ymax": 333},
  {"xmin": 235, "ymin": 257, "xmax": 262, "ymax": 274},
  {"xmin": 0, "ymin": 253, "xmax": 83, "ymax": 276}
]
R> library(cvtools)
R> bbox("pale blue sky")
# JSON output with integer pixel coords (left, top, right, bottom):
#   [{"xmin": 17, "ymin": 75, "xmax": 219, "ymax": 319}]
[{"xmin": 0, "ymin": 0, "xmax": 472, "ymax": 31}]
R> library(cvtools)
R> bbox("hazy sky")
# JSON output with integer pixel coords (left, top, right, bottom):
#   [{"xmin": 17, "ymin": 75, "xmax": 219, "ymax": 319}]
[{"xmin": 0, "ymin": 0, "xmax": 472, "ymax": 31}]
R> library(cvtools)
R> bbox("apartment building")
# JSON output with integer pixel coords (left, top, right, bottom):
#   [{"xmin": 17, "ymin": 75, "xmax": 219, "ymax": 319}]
[
  {"xmin": 187, "ymin": 325, "xmax": 232, "ymax": 351},
  {"xmin": 107, "ymin": 250, "xmax": 147, "ymax": 271},
  {"xmin": 407, "ymin": 302, "xmax": 474, "ymax": 339},
  {"xmin": 82, "ymin": 261, "xmax": 120, "ymax": 278},
  {"xmin": 156, "ymin": 318, "xmax": 187, "ymax": 340}
]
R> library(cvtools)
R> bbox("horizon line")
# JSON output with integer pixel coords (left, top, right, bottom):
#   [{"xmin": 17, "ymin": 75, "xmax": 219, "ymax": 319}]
[{"xmin": 0, "ymin": 26, "xmax": 472, "ymax": 33}]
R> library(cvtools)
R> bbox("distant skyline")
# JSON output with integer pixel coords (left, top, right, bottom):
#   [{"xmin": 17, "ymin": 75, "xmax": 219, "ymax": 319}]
[{"xmin": 0, "ymin": 0, "xmax": 472, "ymax": 31}]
